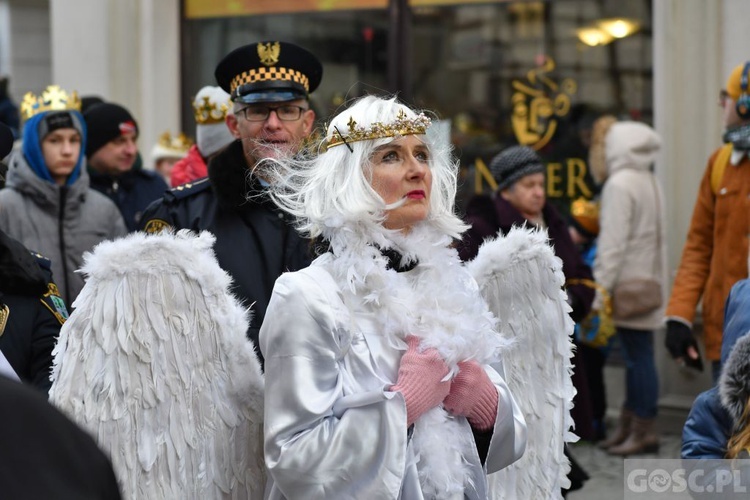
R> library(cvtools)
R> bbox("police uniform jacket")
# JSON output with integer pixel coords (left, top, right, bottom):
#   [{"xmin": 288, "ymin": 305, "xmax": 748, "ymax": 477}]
[
  {"xmin": 140, "ymin": 140, "xmax": 312, "ymax": 359},
  {"xmin": 88, "ymin": 161, "xmax": 168, "ymax": 232},
  {"xmin": 0, "ymin": 230, "xmax": 66, "ymax": 392}
]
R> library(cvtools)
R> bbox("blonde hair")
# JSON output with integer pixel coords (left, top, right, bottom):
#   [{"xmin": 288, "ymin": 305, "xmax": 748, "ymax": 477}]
[{"xmin": 727, "ymin": 399, "xmax": 750, "ymax": 459}]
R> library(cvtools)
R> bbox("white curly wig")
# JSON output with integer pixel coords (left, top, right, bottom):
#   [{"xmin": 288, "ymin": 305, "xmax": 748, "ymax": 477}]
[{"xmin": 263, "ymin": 95, "xmax": 467, "ymax": 244}]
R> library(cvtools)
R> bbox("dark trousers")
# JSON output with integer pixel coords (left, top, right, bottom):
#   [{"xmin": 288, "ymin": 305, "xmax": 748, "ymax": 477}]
[{"xmin": 580, "ymin": 344, "xmax": 607, "ymax": 422}]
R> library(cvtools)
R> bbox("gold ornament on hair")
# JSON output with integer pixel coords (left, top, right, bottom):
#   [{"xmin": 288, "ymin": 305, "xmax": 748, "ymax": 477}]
[{"xmin": 325, "ymin": 109, "xmax": 431, "ymax": 150}]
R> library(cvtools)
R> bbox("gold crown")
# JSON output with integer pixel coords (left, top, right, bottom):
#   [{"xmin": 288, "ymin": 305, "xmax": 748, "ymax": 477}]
[
  {"xmin": 20, "ymin": 85, "xmax": 81, "ymax": 121},
  {"xmin": 192, "ymin": 95, "xmax": 230, "ymax": 125},
  {"xmin": 157, "ymin": 131, "xmax": 193, "ymax": 153},
  {"xmin": 325, "ymin": 109, "xmax": 432, "ymax": 150}
]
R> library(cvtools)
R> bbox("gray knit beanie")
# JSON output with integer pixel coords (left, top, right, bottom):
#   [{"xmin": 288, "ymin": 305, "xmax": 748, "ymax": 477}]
[{"xmin": 490, "ymin": 145, "xmax": 545, "ymax": 191}]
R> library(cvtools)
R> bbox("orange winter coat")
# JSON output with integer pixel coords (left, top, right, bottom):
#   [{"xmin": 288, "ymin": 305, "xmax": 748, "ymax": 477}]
[{"xmin": 666, "ymin": 147, "xmax": 750, "ymax": 360}]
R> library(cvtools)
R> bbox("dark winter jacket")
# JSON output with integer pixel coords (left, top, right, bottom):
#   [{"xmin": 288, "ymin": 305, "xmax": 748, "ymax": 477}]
[
  {"xmin": 0, "ymin": 375, "xmax": 122, "ymax": 499},
  {"xmin": 459, "ymin": 194, "xmax": 594, "ymax": 323},
  {"xmin": 0, "ymin": 230, "xmax": 66, "ymax": 392},
  {"xmin": 682, "ymin": 279, "xmax": 750, "ymax": 459},
  {"xmin": 88, "ymin": 160, "xmax": 168, "ymax": 231},
  {"xmin": 140, "ymin": 140, "xmax": 312, "ymax": 362}
]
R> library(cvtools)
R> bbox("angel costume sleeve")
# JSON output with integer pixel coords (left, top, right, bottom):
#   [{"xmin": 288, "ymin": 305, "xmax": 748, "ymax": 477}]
[{"xmin": 260, "ymin": 247, "xmax": 526, "ymax": 500}]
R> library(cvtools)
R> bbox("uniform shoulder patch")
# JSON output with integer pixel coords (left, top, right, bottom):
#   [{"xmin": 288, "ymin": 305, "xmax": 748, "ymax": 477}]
[
  {"xmin": 143, "ymin": 218, "xmax": 172, "ymax": 234},
  {"xmin": 168, "ymin": 177, "xmax": 212, "ymax": 200},
  {"xmin": 41, "ymin": 282, "xmax": 69, "ymax": 325}
]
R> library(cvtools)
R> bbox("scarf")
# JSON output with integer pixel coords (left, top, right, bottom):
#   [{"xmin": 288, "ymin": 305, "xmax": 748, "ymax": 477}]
[
  {"xmin": 324, "ymin": 221, "xmax": 510, "ymax": 498},
  {"xmin": 723, "ymin": 123, "xmax": 750, "ymax": 151}
]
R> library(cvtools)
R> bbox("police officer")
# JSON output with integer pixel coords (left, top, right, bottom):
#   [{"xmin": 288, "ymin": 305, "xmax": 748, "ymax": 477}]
[
  {"xmin": 141, "ymin": 41, "xmax": 323, "ymax": 363},
  {"xmin": 0, "ymin": 122, "xmax": 67, "ymax": 392}
]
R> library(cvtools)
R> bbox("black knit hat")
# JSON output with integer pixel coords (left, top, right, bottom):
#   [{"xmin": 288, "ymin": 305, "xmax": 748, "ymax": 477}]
[
  {"xmin": 215, "ymin": 41, "xmax": 323, "ymax": 104},
  {"xmin": 489, "ymin": 145, "xmax": 546, "ymax": 191},
  {"xmin": 83, "ymin": 103, "xmax": 139, "ymax": 157}
]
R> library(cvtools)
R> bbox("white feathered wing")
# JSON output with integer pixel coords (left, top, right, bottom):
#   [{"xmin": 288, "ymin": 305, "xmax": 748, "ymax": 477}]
[
  {"xmin": 49, "ymin": 230, "xmax": 265, "ymax": 500},
  {"xmin": 466, "ymin": 226, "xmax": 577, "ymax": 500}
]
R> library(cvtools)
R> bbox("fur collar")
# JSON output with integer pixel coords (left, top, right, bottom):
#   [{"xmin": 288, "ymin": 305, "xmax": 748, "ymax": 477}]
[
  {"xmin": 207, "ymin": 140, "xmax": 264, "ymax": 210},
  {"xmin": 720, "ymin": 333, "xmax": 750, "ymax": 423}
]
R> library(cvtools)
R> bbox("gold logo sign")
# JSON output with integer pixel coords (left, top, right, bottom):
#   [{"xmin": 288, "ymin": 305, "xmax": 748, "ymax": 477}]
[
  {"xmin": 511, "ymin": 57, "xmax": 577, "ymax": 151},
  {"xmin": 257, "ymin": 42, "xmax": 281, "ymax": 66}
]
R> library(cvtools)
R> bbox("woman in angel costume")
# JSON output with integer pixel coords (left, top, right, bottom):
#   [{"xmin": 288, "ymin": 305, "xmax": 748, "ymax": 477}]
[{"xmin": 259, "ymin": 95, "xmax": 528, "ymax": 499}]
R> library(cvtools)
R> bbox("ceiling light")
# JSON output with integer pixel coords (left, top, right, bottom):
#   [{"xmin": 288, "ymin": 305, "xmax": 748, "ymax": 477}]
[
  {"xmin": 576, "ymin": 26, "xmax": 614, "ymax": 47},
  {"xmin": 597, "ymin": 18, "xmax": 640, "ymax": 39}
]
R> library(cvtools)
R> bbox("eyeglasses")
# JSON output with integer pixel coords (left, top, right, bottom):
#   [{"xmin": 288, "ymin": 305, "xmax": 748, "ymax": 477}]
[
  {"xmin": 719, "ymin": 89, "xmax": 730, "ymax": 106},
  {"xmin": 237, "ymin": 105, "xmax": 309, "ymax": 122}
]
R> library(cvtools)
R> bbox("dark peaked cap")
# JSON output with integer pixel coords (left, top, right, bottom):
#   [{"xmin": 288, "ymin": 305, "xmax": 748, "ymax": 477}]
[{"xmin": 215, "ymin": 41, "xmax": 323, "ymax": 104}]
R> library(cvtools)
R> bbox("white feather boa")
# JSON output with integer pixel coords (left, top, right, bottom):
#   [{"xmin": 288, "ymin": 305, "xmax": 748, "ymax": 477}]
[{"xmin": 322, "ymin": 220, "xmax": 510, "ymax": 498}]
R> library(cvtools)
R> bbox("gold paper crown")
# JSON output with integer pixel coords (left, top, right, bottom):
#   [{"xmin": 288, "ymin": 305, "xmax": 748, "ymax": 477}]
[
  {"xmin": 157, "ymin": 131, "xmax": 193, "ymax": 153},
  {"xmin": 192, "ymin": 95, "xmax": 230, "ymax": 125},
  {"xmin": 325, "ymin": 109, "xmax": 432, "ymax": 150},
  {"xmin": 20, "ymin": 85, "xmax": 81, "ymax": 121}
]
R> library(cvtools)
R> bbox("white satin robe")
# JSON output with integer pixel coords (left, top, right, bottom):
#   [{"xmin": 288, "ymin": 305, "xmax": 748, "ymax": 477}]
[{"xmin": 260, "ymin": 256, "xmax": 527, "ymax": 499}]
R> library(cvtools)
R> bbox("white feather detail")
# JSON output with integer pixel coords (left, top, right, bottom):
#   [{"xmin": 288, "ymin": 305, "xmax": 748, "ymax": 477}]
[
  {"xmin": 323, "ymin": 221, "xmax": 511, "ymax": 495},
  {"xmin": 49, "ymin": 230, "xmax": 265, "ymax": 500},
  {"xmin": 467, "ymin": 226, "xmax": 577, "ymax": 500}
]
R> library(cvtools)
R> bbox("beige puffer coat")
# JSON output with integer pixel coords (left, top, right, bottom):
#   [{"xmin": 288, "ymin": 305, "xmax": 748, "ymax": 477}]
[{"xmin": 594, "ymin": 121, "xmax": 666, "ymax": 331}]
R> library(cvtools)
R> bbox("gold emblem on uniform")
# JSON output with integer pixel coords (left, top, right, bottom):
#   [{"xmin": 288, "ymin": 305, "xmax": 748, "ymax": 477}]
[
  {"xmin": 257, "ymin": 42, "xmax": 281, "ymax": 66},
  {"xmin": 0, "ymin": 304, "xmax": 8, "ymax": 337},
  {"xmin": 41, "ymin": 282, "xmax": 69, "ymax": 325},
  {"xmin": 144, "ymin": 218, "xmax": 172, "ymax": 234}
]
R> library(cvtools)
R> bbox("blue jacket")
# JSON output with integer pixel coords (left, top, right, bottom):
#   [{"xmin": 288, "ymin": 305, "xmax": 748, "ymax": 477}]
[{"xmin": 681, "ymin": 279, "xmax": 750, "ymax": 459}]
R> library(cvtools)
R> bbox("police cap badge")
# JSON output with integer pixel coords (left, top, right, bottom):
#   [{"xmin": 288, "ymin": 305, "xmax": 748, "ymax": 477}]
[{"xmin": 214, "ymin": 41, "xmax": 323, "ymax": 104}]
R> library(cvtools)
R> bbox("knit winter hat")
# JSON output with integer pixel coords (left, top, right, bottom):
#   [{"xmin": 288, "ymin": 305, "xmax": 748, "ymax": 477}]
[
  {"xmin": 83, "ymin": 103, "xmax": 139, "ymax": 157},
  {"xmin": 726, "ymin": 63, "xmax": 750, "ymax": 102},
  {"xmin": 489, "ymin": 145, "xmax": 545, "ymax": 191},
  {"xmin": 192, "ymin": 86, "xmax": 234, "ymax": 157}
]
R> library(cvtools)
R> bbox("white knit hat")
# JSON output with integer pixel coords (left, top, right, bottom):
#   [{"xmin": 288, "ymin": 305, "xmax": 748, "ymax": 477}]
[{"xmin": 192, "ymin": 86, "xmax": 234, "ymax": 157}]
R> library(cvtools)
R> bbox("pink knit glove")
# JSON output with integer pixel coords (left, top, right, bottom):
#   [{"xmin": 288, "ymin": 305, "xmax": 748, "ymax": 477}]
[
  {"xmin": 390, "ymin": 336, "xmax": 451, "ymax": 426},
  {"xmin": 443, "ymin": 361, "xmax": 498, "ymax": 431}
]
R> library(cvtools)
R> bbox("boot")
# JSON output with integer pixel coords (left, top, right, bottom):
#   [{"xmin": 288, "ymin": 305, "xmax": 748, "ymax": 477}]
[
  {"xmin": 607, "ymin": 416, "xmax": 660, "ymax": 456},
  {"xmin": 598, "ymin": 407, "xmax": 633, "ymax": 450}
]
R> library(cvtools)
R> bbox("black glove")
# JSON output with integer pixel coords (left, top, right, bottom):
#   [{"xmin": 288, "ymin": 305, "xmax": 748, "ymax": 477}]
[{"xmin": 665, "ymin": 320, "xmax": 704, "ymax": 371}]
